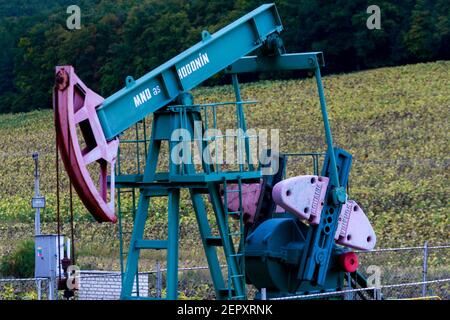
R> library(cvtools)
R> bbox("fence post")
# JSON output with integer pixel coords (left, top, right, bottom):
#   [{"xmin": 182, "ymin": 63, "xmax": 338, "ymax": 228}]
[
  {"xmin": 422, "ymin": 241, "xmax": 428, "ymax": 297},
  {"xmin": 156, "ymin": 261, "xmax": 162, "ymax": 298},
  {"xmin": 374, "ymin": 288, "xmax": 382, "ymax": 300},
  {"xmin": 36, "ymin": 279, "xmax": 42, "ymax": 300},
  {"xmin": 261, "ymin": 288, "xmax": 267, "ymax": 300},
  {"xmin": 345, "ymin": 272, "xmax": 354, "ymax": 300},
  {"xmin": 48, "ymin": 277, "xmax": 55, "ymax": 300}
]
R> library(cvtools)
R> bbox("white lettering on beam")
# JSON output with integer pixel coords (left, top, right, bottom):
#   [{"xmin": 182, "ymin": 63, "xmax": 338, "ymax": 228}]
[
  {"xmin": 133, "ymin": 88, "xmax": 152, "ymax": 108},
  {"xmin": 177, "ymin": 53, "xmax": 210, "ymax": 80}
]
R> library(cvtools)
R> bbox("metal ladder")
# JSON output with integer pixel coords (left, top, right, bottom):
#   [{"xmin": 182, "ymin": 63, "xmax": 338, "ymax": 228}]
[{"xmin": 222, "ymin": 177, "xmax": 246, "ymax": 299}]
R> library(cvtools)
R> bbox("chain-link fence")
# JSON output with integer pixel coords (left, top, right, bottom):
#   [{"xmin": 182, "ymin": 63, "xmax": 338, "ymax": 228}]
[
  {"xmin": 270, "ymin": 278, "xmax": 449, "ymax": 300},
  {"xmin": 0, "ymin": 243, "xmax": 448, "ymax": 300},
  {"xmin": 0, "ymin": 277, "xmax": 49, "ymax": 300},
  {"xmin": 354, "ymin": 243, "xmax": 449, "ymax": 299},
  {"xmin": 271, "ymin": 243, "xmax": 449, "ymax": 300}
]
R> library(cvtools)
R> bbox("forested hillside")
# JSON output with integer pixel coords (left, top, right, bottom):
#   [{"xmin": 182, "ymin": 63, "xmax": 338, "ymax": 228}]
[{"xmin": 0, "ymin": 0, "xmax": 449, "ymax": 113}]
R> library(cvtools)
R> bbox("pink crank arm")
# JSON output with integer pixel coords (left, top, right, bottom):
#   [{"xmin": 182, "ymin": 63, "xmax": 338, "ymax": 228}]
[
  {"xmin": 272, "ymin": 175, "xmax": 329, "ymax": 224},
  {"xmin": 335, "ymin": 200, "xmax": 376, "ymax": 250},
  {"xmin": 223, "ymin": 181, "xmax": 262, "ymax": 224},
  {"xmin": 54, "ymin": 66, "xmax": 118, "ymax": 223},
  {"xmin": 222, "ymin": 180, "xmax": 283, "ymax": 224}
]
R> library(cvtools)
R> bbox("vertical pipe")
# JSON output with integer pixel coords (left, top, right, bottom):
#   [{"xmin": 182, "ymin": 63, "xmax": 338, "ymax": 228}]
[
  {"xmin": 422, "ymin": 241, "xmax": 428, "ymax": 297},
  {"xmin": 312, "ymin": 155, "xmax": 318, "ymax": 176},
  {"xmin": 117, "ymin": 190, "xmax": 125, "ymax": 286},
  {"xmin": 156, "ymin": 261, "xmax": 162, "ymax": 298},
  {"xmin": 143, "ymin": 117, "xmax": 148, "ymax": 159},
  {"xmin": 117, "ymin": 146, "xmax": 121, "ymax": 175},
  {"xmin": 232, "ymin": 74, "xmax": 253, "ymax": 171},
  {"xmin": 33, "ymin": 153, "xmax": 41, "ymax": 235},
  {"xmin": 135, "ymin": 123, "xmax": 141, "ymax": 174},
  {"xmin": 213, "ymin": 106, "xmax": 219, "ymax": 173},
  {"xmin": 132, "ymin": 188, "xmax": 136, "ymax": 220},
  {"xmin": 166, "ymin": 189, "xmax": 180, "ymax": 300},
  {"xmin": 314, "ymin": 67, "xmax": 340, "ymax": 188}
]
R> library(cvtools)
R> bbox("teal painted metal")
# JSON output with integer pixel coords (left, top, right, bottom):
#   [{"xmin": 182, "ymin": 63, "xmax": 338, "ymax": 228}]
[
  {"xmin": 225, "ymin": 43, "xmax": 358, "ymax": 292},
  {"xmin": 119, "ymin": 104, "xmax": 256, "ymax": 299},
  {"xmin": 245, "ymin": 149, "xmax": 359, "ymax": 297},
  {"xmin": 283, "ymin": 152, "xmax": 326, "ymax": 177},
  {"xmin": 300, "ymin": 148, "xmax": 352, "ymax": 286},
  {"xmin": 226, "ymin": 52, "xmax": 325, "ymax": 73},
  {"xmin": 314, "ymin": 67, "xmax": 342, "ymax": 193},
  {"xmin": 226, "ymin": 45, "xmax": 349, "ymax": 289},
  {"xmin": 97, "ymin": 2, "xmax": 363, "ymax": 300},
  {"xmin": 97, "ymin": 3, "xmax": 283, "ymax": 140},
  {"xmin": 232, "ymin": 74, "xmax": 254, "ymax": 171},
  {"xmin": 166, "ymin": 189, "xmax": 180, "ymax": 300},
  {"xmin": 246, "ymin": 216, "xmax": 355, "ymax": 298},
  {"xmin": 222, "ymin": 177, "xmax": 246, "ymax": 299}
]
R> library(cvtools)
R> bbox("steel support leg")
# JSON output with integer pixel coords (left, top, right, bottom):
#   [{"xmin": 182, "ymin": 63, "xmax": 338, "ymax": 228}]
[
  {"xmin": 166, "ymin": 189, "xmax": 180, "ymax": 300},
  {"xmin": 207, "ymin": 182, "xmax": 245, "ymax": 298},
  {"xmin": 120, "ymin": 194, "xmax": 150, "ymax": 299},
  {"xmin": 190, "ymin": 189, "xmax": 226, "ymax": 298}
]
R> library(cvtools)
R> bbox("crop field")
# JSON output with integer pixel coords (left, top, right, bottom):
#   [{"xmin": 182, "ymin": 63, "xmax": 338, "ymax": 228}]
[{"xmin": 0, "ymin": 61, "xmax": 449, "ymax": 271}]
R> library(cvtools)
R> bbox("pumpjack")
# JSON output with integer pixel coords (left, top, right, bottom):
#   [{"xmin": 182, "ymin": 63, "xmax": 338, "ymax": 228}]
[{"xmin": 54, "ymin": 4, "xmax": 376, "ymax": 300}]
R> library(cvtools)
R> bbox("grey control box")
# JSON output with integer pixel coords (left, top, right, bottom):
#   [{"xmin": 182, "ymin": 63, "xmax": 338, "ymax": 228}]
[{"xmin": 35, "ymin": 234, "xmax": 64, "ymax": 278}]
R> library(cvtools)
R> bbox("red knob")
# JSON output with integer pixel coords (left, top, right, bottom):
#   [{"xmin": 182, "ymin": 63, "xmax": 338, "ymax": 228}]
[{"xmin": 339, "ymin": 251, "xmax": 359, "ymax": 272}]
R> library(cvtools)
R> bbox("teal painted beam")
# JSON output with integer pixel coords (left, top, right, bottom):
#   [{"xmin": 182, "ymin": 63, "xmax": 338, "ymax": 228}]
[
  {"xmin": 314, "ymin": 66, "xmax": 341, "ymax": 190},
  {"xmin": 97, "ymin": 3, "xmax": 283, "ymax": 140},
  {"xmin": 134, "ymin": 240, "xmax": 168, "ymax": 250},
  {"xmin": 226, "ymin": 52, "xmax": 325, "ymax": 73}
]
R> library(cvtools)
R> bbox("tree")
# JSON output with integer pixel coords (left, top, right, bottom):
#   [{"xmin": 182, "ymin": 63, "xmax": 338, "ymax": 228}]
[
  {"xmin": 0, "ymin": 0, "xmax": 449, "ymax": 114},
  {"xmin": 404, "ymin": 0, "xmax": 440, "ymax": 60},
  {"xmin": 0, "ymin": 240, "xmax": 35, "ymax": 278}
]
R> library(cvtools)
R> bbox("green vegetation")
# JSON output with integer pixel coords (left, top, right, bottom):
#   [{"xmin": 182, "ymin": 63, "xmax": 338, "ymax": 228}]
[
  {"xmin": 0, "ymin": 61, "xmax": 448, "ymax": 275},
  {"xmin": 0, "ymin": 240, "xmax": 35, "ymax": 278},
  {"xmin": 1, "ymin": 0, "xmax": 449, "ymax": 113}
]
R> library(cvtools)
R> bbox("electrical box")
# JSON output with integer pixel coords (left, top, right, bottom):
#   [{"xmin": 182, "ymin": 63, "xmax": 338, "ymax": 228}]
[
  {"xmin": 32, "ymin": 196, "xmax": 46, "ymax": 209},
  {"xmin": 35, "ymin": 234, "xmax": 64, "ymax": 278}
]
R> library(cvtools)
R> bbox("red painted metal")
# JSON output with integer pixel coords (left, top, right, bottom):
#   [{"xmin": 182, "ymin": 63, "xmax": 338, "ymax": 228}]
[
  {"xmin": 54, "ymin": 66, "xmax": 118, "ymax": 223},
  {"xmin": 338, "ymin": 251, "xmax": 359, "ymax": 273}
]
